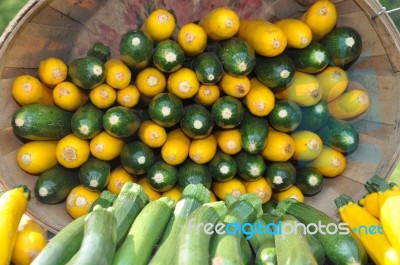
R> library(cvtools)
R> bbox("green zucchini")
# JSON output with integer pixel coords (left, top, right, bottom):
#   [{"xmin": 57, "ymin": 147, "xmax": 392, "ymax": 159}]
[
  {"xmin": 112, "ymin": 182, "xmax": 149, "ymax": 247},
  {"xmin": 241, "ymin": 235, "xmax": 253, "ymax": 265},
  {"xmin": 153, "ymin": 39, "xmax": 185, "ymax": 73},
  {"xmin": 240, "ymin": 111, "xmax": 269, "ymax": 154},
  {"xmin": 275, "ymin": 199, "xmax": 368, "ymax": 265},
  {"xmin": 177, "ymin": 201, "xmax": 227, "ymax": 265},
  {"xmin": 255, "ymin": 244, "xmax": 277, "ymax": 265},
  {"xmin": 149, "ymin": 184, "xmax": 211, "ymax": 265},
  {"xmin": 306, "ymin": 234, "xmax": 326, "ymax": 265},
  {"xmin": 274, "ymin": 214, "xmax": 318, "ymax": 265},
  {"xmin": 112, "ymin": 197, "xmax": 175, "ymax": 265},
  {"xmin": 68, "ymin": 55, "xmax": 105, "ymax": 90},
  {"xmin": 31, "ymin": 215, "xmax": 86, "ymax": 265},
  {"xmin": 87, "ymin": 42, "xmax": 111, "ymax": 63},
  {"xmin": 248, "ymin": 218, "xmax": 275, "ymax": 254},
  {"xmin": 71, "ymin": 103, "xmax": 103, "ymax": 140},
  {"xmin": 78, "ymin": 156, "xmax": 111, "ymax": 192},
  {"xmin": 235, "ymin": 151, "xmax": 266, "ymax": 181},
  {"xmin": 89, "ymin": 190, "xmax": 118, "ymax": 212},
  {"xmin": 262, "ymin": 200, "xmax": 278, "ymax": 215},
  {"xmin": 66, "ymin": 207, "xmax": 117, "ymax": 265}
]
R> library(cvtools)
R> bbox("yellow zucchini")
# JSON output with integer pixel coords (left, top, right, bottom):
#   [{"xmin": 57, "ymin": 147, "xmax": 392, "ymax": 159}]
[
  {"xmin": 214, "ymin": 129, "xmax": 242, "ymax": 155},
  {"xmin": 380, "ymin": 196, "xmax": 400, "ymax": 255},
  {"xmin": 66, "ymin": 185, "xmax": 100, "ymax": 219},
  {"xmin": 261, "ymin": 128, "xmax": 295, "ymax": 162},
  {"xmin": 335, "ymin": 195, "xmax": 400, "ymax": 265},
  {"xmin": 301, "ymin": 0, "xmax": 337, "ymax": 40},
  {"xmin": 17, "ymin": 140, "xmax": 58, "ymax": 174},
  {"xmin": 135, "ymin": 67, "xmax": 166, "ymax": 97},
  {"xmin": 194, "ymin": 84, "xmax": 220, "ymax": 106},
  {"xmin": 244, "ymin": 78, "xmax": 275, "ymax": 116},
  {"xmin": 116, "ymin": 85, "xmax": 140, "ymax": 108},
  {"xmin": 316, "ymin": 66, "xmax": 348, "ymax": 102},
  {"xmin": 89, "ymin": 130, "xmax": 125, "ymax": 161},
  {"xmin": 138, "ymin": 120, "xmax": 167, "ymax": 148},
  {"xmin": 11, "ymin": 215, "xmax": 47, "ymax": 265},
  {"xmin": 199, "ymin": 7, "xmax": 240, "ymax": 40},
  {"xmin": 328, "ymin": 89, "xmax": 370, "ymax": 120},
  {"xmin": 53, "ymin": 81, "xmax": 88, "ymax": 111},
  {"xmin": 11, "ymin": 75, "xmax": 54, "ymax": 106},
  {"xmin": 143, "ymin": 9, "xmax": 176, "ymax": 42},
  {"xmin": 177, "ymin": 23, "xmax": 208, "ymax": 56},
  {"xmin": 161, "ymin": 185, "xmax": 182, "ymax": 204},
  {"xmin": 212, "ymin": 178, "xmax": 246, "ymax": 200},
  {"xmin": 189, "ymin": 134, "xmax": 217, "ymax": 164},
  {"xmin": 161, "ymin": 128, "xmax": 191, "ymax": 165},
  {"xmin": 0, "ymin": 185, "xmax": 31, "ymax": 265},
  {"xmin": 167, "ymin": 67, "xmax": 199, "ymax": 99},
  {"xmin": 358, "ymin": 192, "xmax": 380, "ymax": 219},
  {"xmin": 291, "ymin": 130, "xmax": 323, "ymax": 161},
  {"xmin": 238, "ymin": 19, "xmax": 287, "ymax": 57},
  {"xmin": 273, "ymin": 185, "xmax": 305, "ymax": 203},
  {"xmin": 275, "ymin": 18, "xmax": 312, "ymax": 49},
  {"xmin": 243, "ymin": 177, "xmax": 272, "ymax": 204},
  {"xmin": 219, "ymin": 73, "xmax": 250, "ymax": 98},
  {"xmin": 286, "ymin": 71, "xmax": 322, "ymax": 107},
  {"xmin": 56, "ymin": 134, "xmax": 90, "ymax": 168},
  {"xmin": 107, "ymin": 166, "xmax": 138, "ymax": 195},
  {"xmin": 104, "ymin": 58, "xmax": 131, "ymax": 89},
  {"xmin": 38, "ymin": 57, "xmax": 68, "ymax": 87},
  {"xmin": 138, "ymin": 178, "xmax": 161, "ymax": 201},
  {"xmin": 89, "ymin": 83, "xmax": 117, "ymax": 109},
  {"xmin": 306, "ymin": 146, "xmax": 346, "ymax": 177}
]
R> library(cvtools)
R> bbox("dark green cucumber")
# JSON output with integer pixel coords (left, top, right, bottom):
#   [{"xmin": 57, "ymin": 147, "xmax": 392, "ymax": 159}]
[
  {"xmin": 87, "ymin": 42, "xmax": 111, "ymax": 63},
  {"xmin": 178, "ymin": 159, "xmax": 212, "ymax": 189},
  {"xmin": 12, "ymin": 103, "xmax": 72, "ymax": 140},
  {"xmin": 212, "ymin": 96, "xmax": 245, "ymax": 129},
  {"xmin": 285, "ymin": 42, "xmax": 330, "ymax": 74},
  {"xmin": 153, "ymin": 39, "xmax": 185, "ymax": 73},
  {"xmin": 296, "ymin": 100, "xmax": 330, "ymax": 132},
  {"xmin": 120, "ymin": 141, "xmax": 155, "ymax": 175},
  {"xmin": 79, "ymin": 156, "xmax": 111, "ymax": 192},
  {"xmin": 265, "ymin": 162, "xmax": 296, "ymax": 191},
  {"xmin": 321, "ymin": 26, "xmax": 362, "ymax": 67},
  {"xmin": 208, "ymin": 151, "xmax": 237, "ymax": 182},
  {"xmin": 34, "ymin": 165, "xmax": 79, "ymax": 204},
  {"xmin": 103, "ymin": 106, "xmax": 141, "ymax": 138},
  {"xmin": 66, "ymin": 207, "xmax": 117, "ymax": 265},
  {"xmin": 68, "ymin": 56, "xmax": 105, "ymax": 90},
  {"xmin": 120, "ymin": 29, "xmax": 154, "ymax": 71},
  {"xmin": 268, "ymin": 100, "xmax": 302, "ymax": 132},
  {"xmin": 275, "ymin": 199, "xmax": 368, "ymax": 265},
  {"xmin": 218, "ymin": 37, "xmax": 255, "ymax": 76},
  {"xmin": 71, "ymin": 103, "xmax": 103, "ymax": 140},
  {"xmin": 254, "ymin": 53, "xmax": 295, "ymax": 90},
  {"xmin": 31, "ymin": 214, "xmax": 86, "ymax": 265},
  {"xmin": 274, "ymin": 214, "xmax": 318, "ymax": 265},
  {"xmin": 295, "ymin": 167, "xmax": 324, "ymax": 196},
  {"xmin": 235, "ymin": 151, "xmax": 266, "ymax": 181},
  {"xmin": 89, "ymin": 190, "xmax": 118, "ymax": 212},
  {"xmin": 146, "ymin": 161, "xmax": 178, "ymax": 192},
  {"xmin": 194, "ymin": 52, "xmax": 224, "ymax": 84},
  {"xmin": 316, "ymin": 117, "xmax": 359, "ymax": 154},
  {"xmin": 180, "ymin": 104, "xmax": 214, "ymax": 139},
  {"xmin": 240, "ymin": 111, "xmax": 269, "ymax": 154},
  {"xmin": 148, "ymin": 92, "xmax": 183, "ymax": 127}
]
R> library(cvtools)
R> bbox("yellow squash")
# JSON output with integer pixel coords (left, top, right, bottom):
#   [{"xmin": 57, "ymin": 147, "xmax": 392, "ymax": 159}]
[
  {"xmin": 316, "ymin": 66, "xmax": 348, "ymax": 102},
  {"xmin": 143, "ymin": 9, "xmax": 176, "ymax": 42},
  {"xmin": 167, "ymin": 67, "xmax": 199, "ymax": 99},
  {"xmin": 161, "ymin": 185, "xmax": 182, "ymax": 205},
  {"xmin": 243, "ymin": 177, "xmax": 272, "ymax": 204},
  {"xmin": 11, "ymin": 75, "xmax": 54, "ymax": 106},
  {"xmin": 66, "ymin": 185, "xmax": 100, "ymax": 219},
  {"xmin": 219, "ymin": 73, "xmax": 251, "ymax": 98},
  {"xmin": 291, "ymin": 130, "xmax": 323, "ymax": 161},
  {"xmin": 135, "ymin": 67, "xmax": 166, "ymax": 97},
  {"xmin": 38, "ymin": 57, "xmax": 68, "ymax": 87},
  {"xmin": 273, "ymin": 185, "xmax": 304, "ymax": 203},
  {"xmin": 89, "ymin": 83, "xmax": 117, "ymax": 109},
  {"xmin": 380, "ymin": 196, "xmax": 400, "ymax": 255},
  {"xmin": 104, "ymin": 59, "xmax": 131, "ymax": 89},
  {"xmin": 238, "ymin": 19, "xmax": 287, "ymax": 57},
  {"xmin": 0, "ymin": 185, "xmax": 31, "ymax": 265},
  {"xmin": 194, "ymin": 84, "xmax": 221, "ymax": 106},
  {"xmin": 116, "ymin": 85, "xmax": 140, "ymax": 108},
  {"xmin": 306, "ymin": 146, "xmax": 346, "ymax": 177},
  {"xmin": 244, "ymin": 78, "xmax": 275, "ymax": 117},
  {"xmin": 212, "ymin": 178, "xmax": 246, "ymax": 200},
  {"xmin": 302, "ymin": 0, "xmax": 337, "ymax": 40},
  {"xmin": 11, "ymin": 215, "xmax": 47, "ymax": 265},
  {"xmin": 189, "ymin": 134, "xmax": 217, "ymax": 164},
  {"xmin": 199, "ymin": 7, "xmax": 240, "ymax": 40},
  {"xmin": 17, "ymin": 140, "xmax": 58, "ymax": 174},
  {"xmin": 138, "ymin": 120, "xmax": 167, "ymax": 148},
  {"xmin": 261, "ymin": 128, "xmax": 295, "ymax": 162},
  {"xmin": 177, "ymin": 23, "xmax": 208, "ymax": 56},
  {"xmin": 53, "ymin": 81, "xmax": 88, "ymax": 111},
  {"xmin": 107, "ymin": 166, "xmax": 137, "ymax": 195},
  {"xmin": 336, "ymin": 195, "xmax": 400, "ymax": 265},
  {"xmin": 358, "ymin": 192, "xmax": 380, "ymax": 219},
  {"xmin": 275, "ymin": 18, "xmax": 312, "ymax": 49},
  {"xmin": 161, "ymin": 128, "xmax": 191, "ymax": 165},
  {"xmin": 56, "ymin": 134, "xmax": 90, "ymax": 168},
  {"xmin": 89, "ymin": 131, "xmax": 125, "ymax": 161},
  {"xmin": 286, "ymin": 71, "xmax": 322, "ymax": 107},
  {"xmin": 214, "ymin": 129, "xmax": 242, "ymax": 155},
  {"xmin": 328, "ymin": 89, "xmax": 370, "ymax": 120}
]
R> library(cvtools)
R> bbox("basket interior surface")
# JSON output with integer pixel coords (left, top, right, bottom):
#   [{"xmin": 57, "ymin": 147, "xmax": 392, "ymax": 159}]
[{"xmin": 1, "ymin": 0, "xmax": 400, "ymax": 233}]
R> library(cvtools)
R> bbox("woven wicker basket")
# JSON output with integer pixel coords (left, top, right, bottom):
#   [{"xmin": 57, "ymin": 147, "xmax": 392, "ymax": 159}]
[{"xmin": 1, "ymin": 0, "xmax": 399, "ymax": 234}]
